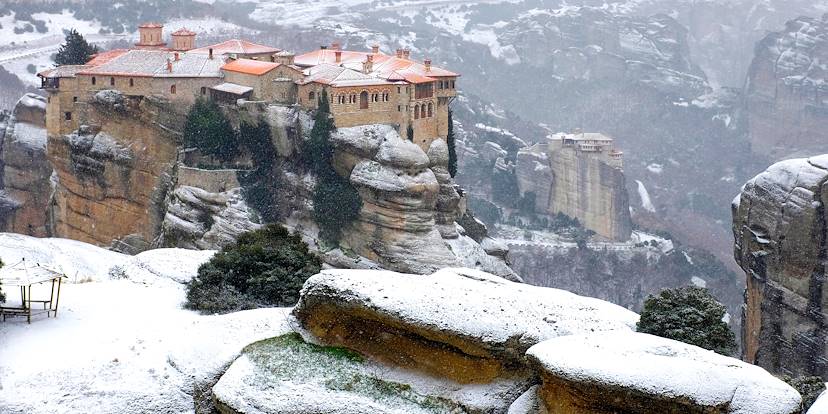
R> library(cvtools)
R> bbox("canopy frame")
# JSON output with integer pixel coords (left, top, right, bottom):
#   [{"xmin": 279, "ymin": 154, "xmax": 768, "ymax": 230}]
[{"xmin": 0, "ymin": 259, "xmax": 66, "ymax": 324}]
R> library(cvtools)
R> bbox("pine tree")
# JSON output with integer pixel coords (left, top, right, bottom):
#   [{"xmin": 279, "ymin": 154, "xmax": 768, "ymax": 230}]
[
  {"xmin": 238, "ymin": 118, "xmax": 281, "ymax": 222},
  {"xmin": 447, "ymin": 108, "xmax": 458, "ymax": 177},
  {"xmin": 637, "ymin": 286, "xmax": 737, "ymax": 355},
  {"xmin": 54, "ymin": 29, "xmax": 99, "ymax": 66},
  {"xmin": 0, "ymin": 259, "xmax": 4, "ymax": 303},
  {"xmin": 183, "ymin": 98, "xmax": 237, "ymax": 162},
  {"xmin": 304, "ymin": 90, "xmax": 363, "ymax": 244}
]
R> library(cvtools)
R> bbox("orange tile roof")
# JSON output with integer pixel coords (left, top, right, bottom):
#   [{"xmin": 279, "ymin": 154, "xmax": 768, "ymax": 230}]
[
  {"xmin": 294, "ymin": 49, "xmax": 459, "ymax": 84},
  {"xmin": 190, "ymin": 39, "xmax": 280, "ymax": 56},
  {"xmin": 221, "ymin": 59, "xmax": 282, "ymax": 76},
  {"xmin": 85, "ymin": 49, "xmax": 129, "ymax": 66},
  {"xmin": 139, "ymin": 22, "xmax": 163, "ymax": 28}
]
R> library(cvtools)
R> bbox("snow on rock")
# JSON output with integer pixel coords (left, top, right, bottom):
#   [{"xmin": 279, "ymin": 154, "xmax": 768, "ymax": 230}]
[
  {"xmin": 0, "ymin": 234, "xmax": 291, "ymax": 414},
  {"xmin": 446, "ymin": 234, "xmax": 521, "ymax": 281},
  {"xmin": 293, "ymin": 267, "xmax": 638, "ymax": 384},
  {"xmin": 636, "ymin": 179, "xmax": 656, "ymax": 213},
  {"xmin": 108, "ymin": 248, "xmax": 216, "ymax": 284},
  {"xmin": 809, "ymin": 387, "xmax": 828, "ymax": 414},
  {"xmin": 0, "ymin": 233, "xmax": 126, "ymax": 281},
  {"xmin": 213, "ymin": 333, "xmax": 532, "ymax": 414},
  {"xmin": 526, "ymin": 331, "xmax": 801, "ymax": 414}
]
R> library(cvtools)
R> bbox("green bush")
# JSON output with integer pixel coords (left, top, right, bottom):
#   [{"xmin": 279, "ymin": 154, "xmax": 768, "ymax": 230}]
[
  {"xmin": 447, "ymin": 109, "xmax": 458, "ymax": 177},
  {"xmin": 637, "ymin": 286, "xmax": 737, "ymax": 355},
  {"xmin": 183, "ymin": 97, "xmax": 238, "ymax": 162},
  {"xmin": 185, "ymin": 224, "xmax": 322, "ymax": 314},
  {"xmin": 783, "ymin": 376, "xmax": 825, "ymax": 412},
  {"xmin": 0, "ymin": 259, "xmax": 5, "ymax": 303},
  {"xmin": 238, "ymin": 118, "xmax": 283, "ymax": 223}
]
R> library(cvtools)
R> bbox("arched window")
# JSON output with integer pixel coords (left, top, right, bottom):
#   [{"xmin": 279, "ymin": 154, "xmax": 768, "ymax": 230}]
[
  {"xmin": 428, "ymin": 103, "xmax": 433, "ymax": 117},
  {"xmin": 309, "ymin": 91, "xmax": 316, "ymax": 101},
  {"xmin": 129, "ymin": 78, "xmax": 134, "ymax": 87},
  {"xmin": 384, "ymin": 92, "xmax": 389, "ymax": 101},
  {"xmin": 201, "ymin": 86, "xmax": 206, "ymax": 95},
  {"xmin": 170, "ymin": 84, "xmax": 176, "ymax": 94},
  {"xmin": 91, "ymin": 77, "xmax": 96, "ymax": 85},
  {"xmin": 110, "ymin": 77, "xmax": 115, "ymax": 86},
  {"xmin": 414, "ymin": 104, "xmax": 420, "ymax": 120},
  {"xmin": 360, "ymin": 91, "xmax": 369, "ymax": 109},
  {"xmin": 420, "ymin": 105, "xmax": 426, "ymax": 119}
]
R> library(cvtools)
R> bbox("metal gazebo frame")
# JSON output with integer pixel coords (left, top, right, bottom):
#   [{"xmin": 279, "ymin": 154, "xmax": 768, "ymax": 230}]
[{"xmin": 0, "ymin": 259, "xmax": 66, "ymax": 324}]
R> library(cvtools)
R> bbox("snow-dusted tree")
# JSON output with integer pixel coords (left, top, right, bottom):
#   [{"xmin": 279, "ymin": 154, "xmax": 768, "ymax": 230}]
[
  {"xmin": 447, "ymin": 108, "xmax": 457, "ymax": 177},
  {"xmin": 0, "ymin": 258, "xmax": 4, "ymax": 303},
  {"xmin": 183, "ymin": 98, "xmax": 237, "ymax": 162},
  {"xmin": 637, "ymin": 286, "xmax": 736, "ymax": 355},
  {"xmin": 54, "ymin": 29, "xmax": 99, "ymax": 66}
]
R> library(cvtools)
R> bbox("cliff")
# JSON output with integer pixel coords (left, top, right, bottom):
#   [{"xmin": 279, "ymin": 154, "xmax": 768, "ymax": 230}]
[
  {"xmin": 515, "ymin": 143, "xmax": 632, "ymax": 241},
  {"xmin": 744, "ymin": 15, "xmax": 828, "ymax": 160},
  {"xmin": 48, "ymin": 91, "xmax": 184, "ymax": 252},
  {"xmin": 733, "ymin": 155, "xmax": 828, "ymax": 379},
  {"xmin": 0, "ymin": 93, "xmax": 52, "ymax": 237}
]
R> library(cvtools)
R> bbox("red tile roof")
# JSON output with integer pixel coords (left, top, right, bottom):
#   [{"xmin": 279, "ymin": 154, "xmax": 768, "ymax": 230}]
[
  {"xmin": 294, "ymin": 49, "xmax": 459, "ymax": 84},
  {"xmin": 221, "ymin": 59, "xmax": 282, "ymax": 76},
  {"xmin": 138, "ymin": 22, "xmax": 163, "ymax": 28},
  {"xmin": 85, "ymin": 49, "xmax": 130, "ymax": 66},
  {"xmin": 190, "ymin": 39, "xmax": 280, "ymax": 56}
]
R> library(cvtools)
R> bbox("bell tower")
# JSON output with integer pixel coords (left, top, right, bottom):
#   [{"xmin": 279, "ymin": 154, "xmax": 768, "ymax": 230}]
[
  {"xmin": 171, "ymin": 28, "xmax": 196, "ymax": 51},
  {"xmin": 135, "ymin": 23, "xmax": 166, "ymax": 49}
]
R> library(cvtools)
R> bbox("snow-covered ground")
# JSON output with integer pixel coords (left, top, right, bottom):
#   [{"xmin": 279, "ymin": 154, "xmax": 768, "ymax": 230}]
[{"xmin": 0, "ymin": 234, "xmax": 292, "ymax": 414}]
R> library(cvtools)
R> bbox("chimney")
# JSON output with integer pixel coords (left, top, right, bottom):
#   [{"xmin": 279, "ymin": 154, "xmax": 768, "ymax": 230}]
[
  {"xmin": 166, "ymin": 59, "xmax": 173, "ymax": 73},
  {"xmin": 335, "ymin": 50, "xmax": 342, "ymax": 63},
  {"xmin": 363, "ymin": 54, "xmax": 374, "ymax": 74},
  {"xmin": 174, "ymin": 52, "xmax": 180, "ymax": 61},
  {"xmin": 371, "ymin": 44, "xmax": 380, "ymax": 54},
  {"xmin": 208, "ymin": 48, "xmax": 213, "ymax": 59},
  {"xmin": 395, "ymin": 48, "xmax": 403, "ymax": 58},
  {"xmin": 424, "ymin": 58, "xmax": 431, "ymax": 71},
  {"xmin": 331, "ymin": 41, "xmax": 341, "ymax": 50},
  {"xmin": 402, "ymin": 48, "xmax": 410, "ymax": 60},
  {"xmin": 320, "ymin": 45, "xmax": 328, "ymax": 50}
]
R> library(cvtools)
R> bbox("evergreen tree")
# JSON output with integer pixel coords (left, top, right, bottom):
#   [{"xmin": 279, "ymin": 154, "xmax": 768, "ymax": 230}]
[
  {"xmin": 54, "ymin": 29, "xmax": 99, "ymax": 66},
  {"xmin": 238, "ymin": 118, "xmax": 281, "ymax": 222},
  {"xmin": 783, "ymin": 376, "xmax": 826, "ymax": 412},
  {"xmin": 185, "ymin": 224, "xmax": 322, "ymax": 314},
  {"xmin": 0, "ymin": 259, "xmax": 4, "ymax": 303},
  {"xmin": 183, "ymin": 98, "xmax": 238, "ymax": 162},
  {"xmin": 303, "ymin": 90, "xmax": 363, "ymax": 244},
  {"xmin": 637, "ymin": 286, "xmax": 737, "ymax": 355},
  {"xmin": 447, "ymin": 108, "xmax": 458, "ymax": 177}
]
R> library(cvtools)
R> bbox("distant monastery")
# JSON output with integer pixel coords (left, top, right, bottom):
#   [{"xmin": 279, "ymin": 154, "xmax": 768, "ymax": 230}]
[{"xmin": 38, "ymin": 23, "xmax": 459, "ymax": 150}]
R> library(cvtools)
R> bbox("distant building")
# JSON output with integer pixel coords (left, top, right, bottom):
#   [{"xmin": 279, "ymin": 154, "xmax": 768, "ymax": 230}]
[
  {"xmin": 548, "ymin": 131, "xmax": 624, "ymax": 170},
  {"xmin": 38, "ymin": 24, "xmax": 460, "ymax": 151}
]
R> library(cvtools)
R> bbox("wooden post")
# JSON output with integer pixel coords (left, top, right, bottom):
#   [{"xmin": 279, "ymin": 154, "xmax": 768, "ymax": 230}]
[
  {"xmin": 54, "ymin": 277, "xmax": 62, "ymax": 318},
  {"xmin": 27, "ymin": 284, "xmax": 31, "ymax": 324}
]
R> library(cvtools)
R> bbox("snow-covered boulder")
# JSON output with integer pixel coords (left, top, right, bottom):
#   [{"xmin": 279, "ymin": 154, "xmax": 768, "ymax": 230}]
[
  {"xmin": 292, "ymin": 268, "xmax": 638, "ymax": 385},
  {"xmin": 212, "ymin": 333, "xmax": 531, "ymax": 414},
  {"xmin": 0, "ymin": 233, "xmax": 126, "ymax": 281},
  {"xmin": 809, "ymin": 388, "xmax": 828, "ymax": 414},
  {"xmin": 526, "ymin": 331, "xmax": 801, "ymax": 414}
]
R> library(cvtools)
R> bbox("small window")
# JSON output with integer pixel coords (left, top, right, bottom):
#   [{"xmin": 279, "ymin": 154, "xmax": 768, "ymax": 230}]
[
  {"xmin": 420, "ymin": 105, "xmax": 426, "ymax": 119},
  {"xmin": 397, "ymin": 87, "xmax": 401, "ymax": 94},
  {"xmin": 428, "ymin": 103, "xmax": 433, "ymax": 117},
  {"xmin": 450, "ymin": 80, "xmax": 455, "ymax": 89},
  {"xmin": 397, "ymin": 105, "xmax": 401, "ymax": 112},
  {"xmin": 91, "ymin": 77, "xmax": 96, "ymax": 85},
  {"xmin": 309, "ymin": 91, "xmax": 315, "ymax": 101},
  {"xmin": 201, "ymin": 87, "xmax": 206, "ymax": 95},
  {"xmin": 64, "ymin": 112, "xmax": 72, "ymax": 121},
  {"xmin": 170, "ymin": 85, "xmax": 176, "ymax": 94},
  {"xmin": 414, "ymin": 105, "xmax": 420, "ymax": 120},
  {"xmin": 130, "ymin": 78, "xmax": 135, "ymax": 87},
  {"xmin": 110, "ymin": 77, "xmax": 115, "ymax": 86},
  {"xmin": 438, "ymin": 81, "xmax": 443, "ymax": 89},
  {"xmin": 47, "ymin": 97, "xmax": 51, "ymax": 103}
]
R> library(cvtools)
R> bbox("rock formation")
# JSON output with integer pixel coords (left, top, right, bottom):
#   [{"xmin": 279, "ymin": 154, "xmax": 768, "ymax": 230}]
[
  {"xmin": 515, "ymin": 141, "xmax": 632, "ymax": 241},
  {"xmin": 526, "ymin": 331, "xmax": 801, "ymax": 414},
  {"xmin": 0, "ymin": 93, "xmax": 52, "ymax": 236},
  {"xmin": 211, "ymin": 267, "xmax": 799, "ymax": 414},
  {"xmin": 48, "ymin": 91, "xmax": 184, "ymax": 252},
  {"xmin": 744, "ymin": 15, "xmax": 828, "ymax": 160},
  {"xmin": 733, "ymin": 155, "xmax": 828, "ymax": 379}
]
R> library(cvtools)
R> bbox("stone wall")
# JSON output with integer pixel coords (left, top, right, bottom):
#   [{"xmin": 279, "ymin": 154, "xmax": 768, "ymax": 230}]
[{"xmin": 733, "ymin": 155, "xmax": 828, "ymax": 379}]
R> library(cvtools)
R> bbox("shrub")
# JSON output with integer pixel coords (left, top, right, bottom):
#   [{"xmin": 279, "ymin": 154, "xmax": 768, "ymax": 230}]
[
  {"xmin": 783, "ymin": 376, "xmax": 825, "ymax": 412},
  {"xmin": 637, "ymin": 286, "xmax": 737, "ymax": 355},
  {"xmin": 447, "ymin": 108, "xmax": 457, "ymax": 177},
  {"xmin": 185, "ymin": 224, "xmax": 322, "ymax": 313},
  {"xmin": 238, "ymin": 118, "xmax": 283, "ymax": 222},
  {"xmin": 0, "ymin": 259, "xmax": 4, "ymax": 303},
  {"xmin": 183, "ymin": 97, "xmax": 238, "ymax": 162}
]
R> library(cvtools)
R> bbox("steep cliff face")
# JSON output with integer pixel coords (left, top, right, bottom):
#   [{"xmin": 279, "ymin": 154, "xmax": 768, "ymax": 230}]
[
  {"xmin": 733, "ymin": 155, "xmax": 828, "ymax": 379},
  {"xmin": 515, "ymin": 145, "xmax": 632, "ymax": 241},
  {"xmin": 744, "ymin": 15, "xmax": 828, "ymax": 161},
  {"xmin": 48, "ymin": 91, "xmax": 184, "ymax": 251},
  {"xmin": 0, "ymin": 93, "xmax": 52, "ymax": 237}
]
